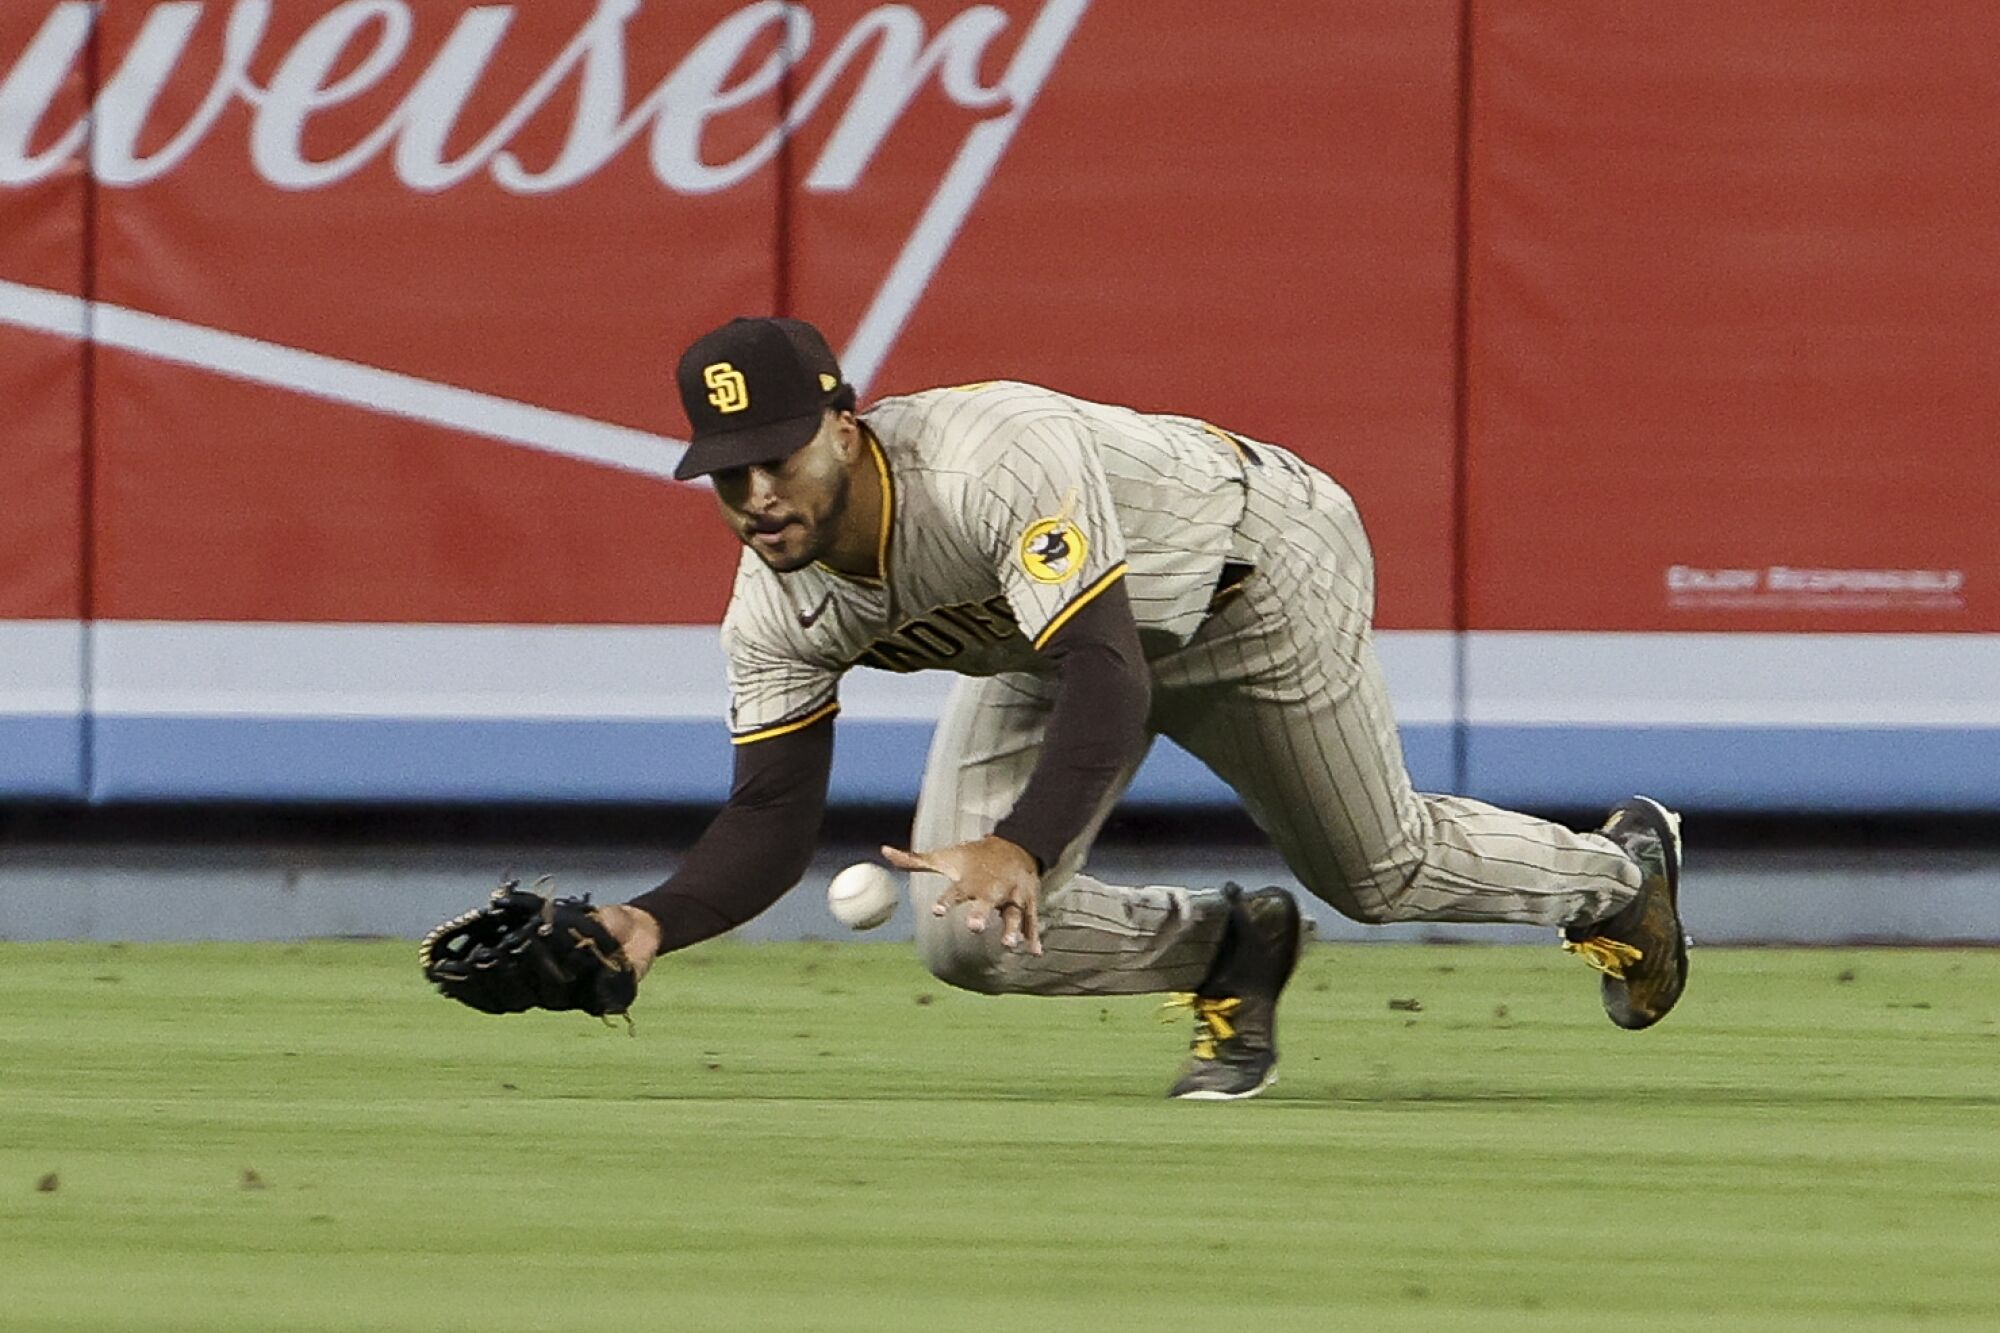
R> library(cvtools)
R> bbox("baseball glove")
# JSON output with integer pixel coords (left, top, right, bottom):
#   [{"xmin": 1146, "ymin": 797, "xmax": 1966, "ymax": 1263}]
[{"xmin": 419, "ymin": 878, "xmax": 638, "ymax": 1018}]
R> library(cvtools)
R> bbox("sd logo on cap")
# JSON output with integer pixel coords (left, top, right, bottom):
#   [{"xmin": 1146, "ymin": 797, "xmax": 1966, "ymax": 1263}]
[{"xmin": 675, "ymin": 318, "xmax": 851, "ymax": 480}]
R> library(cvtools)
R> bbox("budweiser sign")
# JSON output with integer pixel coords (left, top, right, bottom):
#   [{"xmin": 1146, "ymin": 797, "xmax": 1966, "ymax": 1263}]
[
  {"xmin": 1, "ymin": 0, "xmax": 1090, "ymax": 394},
  {"xmin": 2, "ymin": 0, "xmax": 1088, "ymax": 192}
]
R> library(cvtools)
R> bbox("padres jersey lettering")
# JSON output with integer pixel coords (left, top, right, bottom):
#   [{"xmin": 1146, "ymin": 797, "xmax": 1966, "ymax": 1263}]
[{"xmin": 852, "ymin": 597, "xmax": 1019, "ymax": 673}]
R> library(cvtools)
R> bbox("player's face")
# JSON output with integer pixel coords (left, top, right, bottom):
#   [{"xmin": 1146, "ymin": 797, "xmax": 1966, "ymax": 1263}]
[{"xmin": 711, "ymin": 413, "xmax": 857, "ymax": 573}]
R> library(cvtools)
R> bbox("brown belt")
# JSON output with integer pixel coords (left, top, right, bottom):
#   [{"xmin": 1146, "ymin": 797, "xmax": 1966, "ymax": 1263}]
[{"xmin": 1205, "ymin": 559, "xmax": 1255, "ymax": 616}]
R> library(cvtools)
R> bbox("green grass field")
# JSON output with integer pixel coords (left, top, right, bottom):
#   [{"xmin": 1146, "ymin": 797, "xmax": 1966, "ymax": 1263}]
[{"xmin": 5, "ymin": 940, "xmax": 1998, "ymax": 1331}]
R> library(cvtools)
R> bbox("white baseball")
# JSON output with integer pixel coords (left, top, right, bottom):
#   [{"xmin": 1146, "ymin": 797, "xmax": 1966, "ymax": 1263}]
[{"xmin": 826, "ymin": 862, "xmax": 899, "ymax": 930}]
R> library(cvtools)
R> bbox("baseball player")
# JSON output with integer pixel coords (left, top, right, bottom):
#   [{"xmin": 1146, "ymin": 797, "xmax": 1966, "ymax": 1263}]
[{"xmin": 424, "ymin": 316, "xmax": 1688, "ymax": 1101}]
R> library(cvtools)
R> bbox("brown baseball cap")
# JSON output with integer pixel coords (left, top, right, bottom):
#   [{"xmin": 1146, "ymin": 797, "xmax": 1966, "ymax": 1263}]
[{"xmin": 673, "ymin": 317, "xmax": 849, "ymax": 481}]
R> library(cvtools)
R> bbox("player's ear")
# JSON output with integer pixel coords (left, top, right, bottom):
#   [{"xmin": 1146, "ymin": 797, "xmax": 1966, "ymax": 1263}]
[{"xmin": 831, "ymin": 410, "xmax": 862, "ymax": 463}]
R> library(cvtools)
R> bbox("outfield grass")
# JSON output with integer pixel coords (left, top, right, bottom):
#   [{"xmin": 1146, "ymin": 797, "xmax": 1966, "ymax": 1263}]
[{"xmin": 4, "ymin": 940, "xmax": 1998, "ymax": 1331}]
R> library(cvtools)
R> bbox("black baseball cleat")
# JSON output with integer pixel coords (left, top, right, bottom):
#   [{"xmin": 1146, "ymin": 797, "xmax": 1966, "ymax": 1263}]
[
  {"xmin": 1166, "ymin": 884, "xmax": 1303, "ymax": 1100},
  {"xmin": 1563, "ymin": 796, "xmax": 1688, "ymax": 1030}
]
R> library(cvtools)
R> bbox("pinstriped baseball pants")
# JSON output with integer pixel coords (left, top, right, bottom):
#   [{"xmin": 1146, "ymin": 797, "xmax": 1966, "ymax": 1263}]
[{"xmin": 909, "ymin": 447, "xmax": 1642, "ymax": 997}]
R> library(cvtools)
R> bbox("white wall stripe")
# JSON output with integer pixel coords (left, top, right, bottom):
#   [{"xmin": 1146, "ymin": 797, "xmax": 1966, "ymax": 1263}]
[
  {"xmin": 86, "ymin": 622, "xmax": 955, "ymax": 722},
  {"xmin": 13, "ymin": 623, "xmax": 1990, "ymax": 728},
  {"xmin": 1373, "ymin": 631, "xmax": 1455, "ymax": 725},
  {"xmin": 0, "ymin": 621, "xmax": 84, "ymax": 715},
  {"xmin": 13, "ymin": 622, "xmax": 1453, "ymax": 724},
  {"xmin": 0, "ymin": 278, "xmax": 692, "ymax": 483},
  {"xmin": 1468, "ymin": 632, "xmax": 2000, "ymax": 728}
]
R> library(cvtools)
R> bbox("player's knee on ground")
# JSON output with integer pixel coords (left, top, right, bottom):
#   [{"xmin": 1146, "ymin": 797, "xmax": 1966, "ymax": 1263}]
[{"xmin": 913, "ymin": 903, "xmax": 1012, "ymax": 995}]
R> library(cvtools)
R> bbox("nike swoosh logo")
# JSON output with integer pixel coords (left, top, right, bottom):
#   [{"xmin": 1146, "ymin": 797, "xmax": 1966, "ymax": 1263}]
[{"xmin": 797, "ymin": 593, "xmax": 834, "ymax": 629}]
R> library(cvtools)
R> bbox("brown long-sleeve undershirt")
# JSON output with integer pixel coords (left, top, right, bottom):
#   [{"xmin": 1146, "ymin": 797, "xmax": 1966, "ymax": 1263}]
[
  {"xmin": 989, "ymin": 582, "xmax": 1150, "ymax": 869},
  {"xmin": 625, "ymin": 581, "xmax": 1152, "ymax": 954}
]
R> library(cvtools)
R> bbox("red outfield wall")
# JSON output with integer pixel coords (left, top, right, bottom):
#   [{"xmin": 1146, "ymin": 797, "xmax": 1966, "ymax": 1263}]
[
  {"xmin": 1, "ymin": 0, "xmax": 1994, "ymax": 807},
  {"xmin": 0, "ymin": 0, "xmax": 84, "ymax": 626},
  {"xmin": 0, "ymin": 0, "xmax": 87, "ymax": 796},
  {"xmin": 5, "ymin": 0, "xmax": 1461, "ymax": 631},
  {"xmin": 1466, "ymin": 1, "xmax": 1999, "ymax": 634}
]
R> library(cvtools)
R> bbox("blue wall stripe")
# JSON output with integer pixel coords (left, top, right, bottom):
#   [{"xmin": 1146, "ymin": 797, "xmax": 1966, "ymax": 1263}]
[
  {"xmin": 0, "ymin": 716, "xmax": 87, "ymax": 798},
  {"xmin": 1466, "ymin": 725, "xmax": 2000, "ymax": 811},
  {"xmin": 67, "ymin": 716, "xmax": 1998, "ymax": 809},
  {"xmin": 86, "ymin": 716, "xmax": 1459, "ymax": 808}
]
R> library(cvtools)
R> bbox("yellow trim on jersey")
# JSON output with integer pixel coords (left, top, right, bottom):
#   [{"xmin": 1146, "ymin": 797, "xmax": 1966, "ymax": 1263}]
[
  {"xmin": 1031, "ymin": 562, "xmax": 1129, "ymax": 651},
  {"xmin": 1201, "ymin": 422, "xmax": 1253, "ymax": 465},
  {"xmin": 730, "ymin": 699, "xmax": 840, "ymax": 745},
  {"xmin": 813, "ymin": 427, "xmax": 895, "ymax": 587},
  {"xmin": 867, "ymin": 427, "xmax": 894, "ymax": 579}
]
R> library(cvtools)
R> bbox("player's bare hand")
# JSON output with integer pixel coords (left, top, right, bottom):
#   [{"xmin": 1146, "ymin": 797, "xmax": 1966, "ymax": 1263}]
[
  {"xmin": 594, "ymin": 903, "xmax": 664, "ymax": 980},
  {"xmin": 882, "ymin": 836, "xmax": 1043, "ymax": 955}
]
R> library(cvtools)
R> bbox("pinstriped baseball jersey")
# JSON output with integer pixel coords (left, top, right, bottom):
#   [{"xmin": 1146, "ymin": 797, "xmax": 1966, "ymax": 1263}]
[
  {"xmin": 903, "ymin": 433, "xmax": 1649, "ymax": 1001},
  {"xmin": 722, "ymin": 382, "xmax": 1258, "ymax": 741},
  {"xmin": 710, "ymin": 374, "xmax": 1650, "ymax": 1011}
]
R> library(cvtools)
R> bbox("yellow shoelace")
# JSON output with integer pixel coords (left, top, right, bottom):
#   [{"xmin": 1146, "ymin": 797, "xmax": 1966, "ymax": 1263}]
[
  {"xmin": 1160, "ymin": 994, "xmax": 1242, "ymax": 1060},
  {"xmin": 1563, "ymin": 936, "xmax": 1642, "ymax": 980}
]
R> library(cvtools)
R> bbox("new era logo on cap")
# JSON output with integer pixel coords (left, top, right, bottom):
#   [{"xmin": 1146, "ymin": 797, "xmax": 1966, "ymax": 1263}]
[{"xmin": 674, "ymin": 318, "xmax": 848, "ymax": 480}]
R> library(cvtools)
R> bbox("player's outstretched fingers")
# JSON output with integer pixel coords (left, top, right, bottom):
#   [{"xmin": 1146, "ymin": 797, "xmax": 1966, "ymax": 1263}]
[
  {"xmin": 999, "ymin": 899, "xmax": 1041, "ymax": 954},
  {"xmin": 1014, "ymin": 892, "xmax": 1044, "ymax": 957},
  {"xmin": 999, "ymin": 901, "xmax": 1022, "ymax": 948},
  {"xmin": 882, "ymin": 845, "xmax": 975, "ymax": 924}
]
